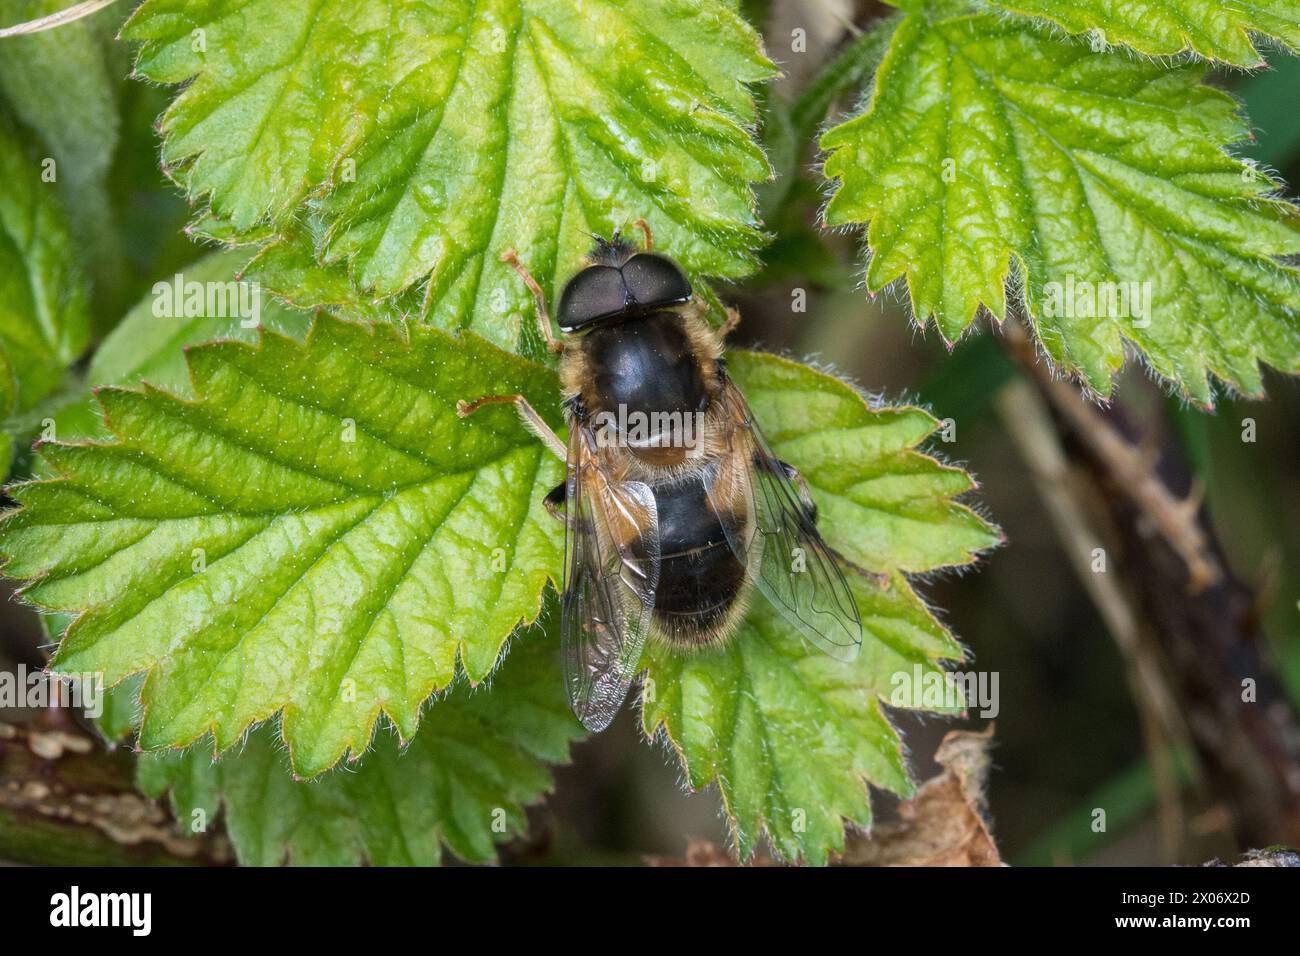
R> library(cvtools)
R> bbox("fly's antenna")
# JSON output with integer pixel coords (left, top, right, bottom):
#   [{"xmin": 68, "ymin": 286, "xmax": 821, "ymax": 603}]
[{"xmin": 585, "ymin": 228, "xmax": 635, "ymax": 266}]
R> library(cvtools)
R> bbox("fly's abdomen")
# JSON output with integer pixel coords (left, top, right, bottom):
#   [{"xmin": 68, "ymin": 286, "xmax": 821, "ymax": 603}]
[{"xmin": 650, "ymin": 474, "xmax": 747, "ymax": 645}]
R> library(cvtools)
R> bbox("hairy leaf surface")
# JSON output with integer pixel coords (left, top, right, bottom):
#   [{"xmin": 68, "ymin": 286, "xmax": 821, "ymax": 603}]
[
  {"xmin": 122, "ymin": 0, "xmax": 775, "ymax": 354},
  {"xmin": 822, "ymin": 12, "xmax": 1300, "ymax": 402},
  {"xmin": 988, "ymin": 0, "xmax": 1300, "ymax": 66},
  {"xmin": 138, "ymin": 633, "xmax": 582, "ymax": 865},
  {"xmin": 3, "ymin": 317, "xmax": 565, "ymax": 776}
]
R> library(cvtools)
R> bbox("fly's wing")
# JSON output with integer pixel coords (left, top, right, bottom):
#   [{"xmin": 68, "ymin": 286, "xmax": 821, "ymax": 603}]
[
  {"xmin": 561, "ymin": 422, "xmax": 661, "ymax": 732},
  {"xmin": 707, "ymin": 378, "xmax": 862, "ymax": 661}
]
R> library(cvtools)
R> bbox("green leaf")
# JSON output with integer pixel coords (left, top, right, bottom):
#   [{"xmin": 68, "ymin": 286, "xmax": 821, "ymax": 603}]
[
  {"xmin": 988, "ymin": 0, "xmax": 1300, "ymax": 67},
  {"xmin": 0, "ymin": 112, "xmax": 91, "ymax": 415},
  {"xmin": 642, "ymin": 351, "xmax": 998, "ymax": 864},
  {"xmin": 821, "ymin": 12, "xmax": 1300, "ymax": 404},
  {"xmin": 0, "ymin": 0, "xmax": 124, "ymax": 308},
  {"xmin": 122, "ymin": 0, "xmax": 775, "ymax": 353},
  {"xmin": 728, "ymin": 351, "xmax": 997, "ymax": 572},
  {"xmin": 87, "ymin": 250, "xmax": 313, "ymax": 400},
  {"xmin": 138, "ymin": 631, "xmax": 583, "ymax": 865},
  {"xmin": 2, "ymin": 324, "xmax": 994, "ymax": 859},
  {"xmin": 241, "ymin": 219, "xmax": 413, "ymax": 325},
  {"xmin": 644, "ymin": 571, "xmax": 964, "ymax": 865},
  {"xmin": 2, "ymin": 316, "xmax": 565, "ymax": 776},
  {"xmin": 45, "ymin": 248, "xmax": 313, "ymax": 475}
]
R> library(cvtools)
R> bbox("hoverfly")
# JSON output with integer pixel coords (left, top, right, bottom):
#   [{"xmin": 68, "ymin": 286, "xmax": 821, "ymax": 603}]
[{"xmin": 459, "ymin": 220, "xmax": 862, "ymax": 731}]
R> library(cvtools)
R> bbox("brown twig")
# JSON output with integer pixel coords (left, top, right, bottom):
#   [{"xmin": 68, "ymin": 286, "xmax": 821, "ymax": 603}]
[
  {"xmin": 0, "ymin": 720, "xmax": 231, "ymax": 866},
  {"xmin": 1001, "ymin": 321, "xmax": 1221, "ymax": 593},
  {"xmin": 994, "ymin": 378, "xmax": 1189, "ymax": 859},
  {"xmin": 997, "ymin": 319, "xmax": 1300, "ymax": 850}
]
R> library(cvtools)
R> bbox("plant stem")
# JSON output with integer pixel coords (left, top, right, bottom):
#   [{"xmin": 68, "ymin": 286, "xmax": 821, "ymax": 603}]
[
  {"xmin": 999, "ymin": 322, "xmax": 1300, "ymax": 850},
  {"xmin": 994, "ymin": 376, "xmax": 1190, "ymax": 860},
  {"xmin": 0, "ymin": 719, "xmax": 230, "ymax": 866}
]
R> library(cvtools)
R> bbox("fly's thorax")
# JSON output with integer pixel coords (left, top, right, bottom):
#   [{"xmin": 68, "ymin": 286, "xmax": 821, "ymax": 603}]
[
  {"xmin": 581, "ymin": 309, "xmax": 714, "ymax": 415},
  {"xmin": 560, "ymin": 307, "xmax": 724, "ymax": 471}
]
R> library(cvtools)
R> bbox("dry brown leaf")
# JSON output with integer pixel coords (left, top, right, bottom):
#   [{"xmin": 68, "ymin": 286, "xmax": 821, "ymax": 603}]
[
  {"xmin": 838, "ymin": 726, "xmax": 1001, "ymax": 867},
  {"xmin": 649, "ymin": 726, "xmax": 1002, "ymax": 866}
]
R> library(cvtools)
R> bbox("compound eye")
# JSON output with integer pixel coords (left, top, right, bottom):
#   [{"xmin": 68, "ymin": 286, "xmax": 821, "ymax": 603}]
[
  {"xmin": 621, "ymin": 253, "xmax": 692, "ymax": 309},
  {"xmin": 557, "ymin": 265, "xmax": 629, "ymax": 331}
]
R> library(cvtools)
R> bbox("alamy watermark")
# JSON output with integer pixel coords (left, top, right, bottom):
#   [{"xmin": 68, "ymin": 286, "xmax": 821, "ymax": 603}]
[
  {"xmin": 152, "ymin": 273, "xmax": 262, "ymax": 328},
  {"xmin": 50, "ymin": 886, "xmax": 151, "ymax": 936},
  {"xmin": 592, "ymin": 404, "xmax": 707, "ymax": 452},
  {"xmin": 0, "ymin": 664, "xmax": 103, "ymax": 718},
  {"xmin": 1043, "ymin": 274, "xmax": 1152, "ymax": 329},
  {"xmin": 889, "ymin": 664, "xmax": 999, "ymax": 719}
]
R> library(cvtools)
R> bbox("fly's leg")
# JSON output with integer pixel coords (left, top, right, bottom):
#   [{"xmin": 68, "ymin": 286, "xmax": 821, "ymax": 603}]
[
  {"xmin": 457, "ymin": 394, "xmax": 567, "ymax": 461},
  {"xmin": 680, "ymin": 298, "xmax": 739, "ymax": 344},
  {"xmin": 458, "ymin": 395, "xmax": 568, "ymax": 520},
  {"xmin": 632, "ymin": 218, "xmax": 653, "ymax": 251},
  {"xmin": 719, "ymin": 305, "xmax": 741, "ymax": 339},
  {"xmin": 543, "ymin": 481, "xmax": 567, "ymax": 520},
  {"xmin": 500, "ymin": 249, "xmax": 564, "ymax": 354}
]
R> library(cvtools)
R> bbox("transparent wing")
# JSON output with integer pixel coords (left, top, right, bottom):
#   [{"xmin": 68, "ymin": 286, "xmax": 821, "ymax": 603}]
[
  {"xmin": 561, "ymin": 422, "xmax": 660, "ymax": 732},
  {"xmin": 707, "ymin": 378, "xmax": 862, "ymax": 661}
]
